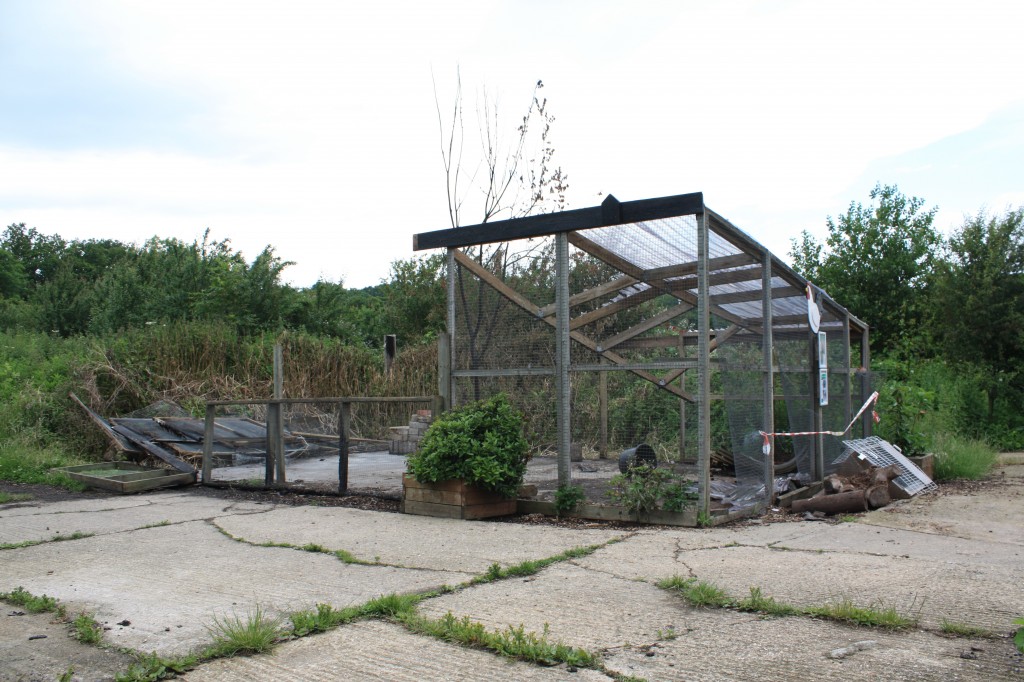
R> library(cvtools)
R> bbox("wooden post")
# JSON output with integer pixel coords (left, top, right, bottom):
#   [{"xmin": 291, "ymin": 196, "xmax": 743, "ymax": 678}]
[
  {"xmin": 338, "ymin": 401, "xmax": 351, "ymax": 494},
  {"xmin": 811, "ymin": 327, "xmax": 824, "ymax": 481},
  {"xmin": 265, "ymin": 402, "xmax": 277, "ymax": 487},
  {"xmin": 696, "ymin": 211, "xmax": 712, "ymax": 518},
  {"xmin": 384, "ymin": 334, "xmax": 397, "ymax": 376},
  {"xmin": 761, "ymin": 248, "xmax": 775, "ymax": 505},
  {"xmin": 555, "ymin": 232, "xmax": 571, "ymax": 488},
  {"xmin": 599, "ymin": 357, "xmax": 608, "ymax": 459},
  {"xmin": 273, "ymin": 344, "xmax": 286, "ymax": 484},
  {"xmin": 843, "ymin": 315, "xmax": 852, "ymax": 430},
  {"xmin": 202, "ymin": 403, "xmax": 215, "ymax": 485}
]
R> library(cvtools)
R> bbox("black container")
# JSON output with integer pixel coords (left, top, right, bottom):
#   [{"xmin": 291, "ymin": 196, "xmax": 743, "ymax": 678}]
[{"xmin": 618, "ymin": 443, "xmax": 657, "ymax": 474}]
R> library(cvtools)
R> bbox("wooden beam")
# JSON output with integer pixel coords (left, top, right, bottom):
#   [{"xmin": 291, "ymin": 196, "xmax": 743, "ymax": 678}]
[
  {"xmin": 414, "ymin": 192, "xmax": 705, "ymax": 251},
  {"xmin": 597, "ymin": 303, "xmax": 694, "ymax": 352},
  {"xmin": 657, "ymin": 324, "xmax": 742, "ymax": 384},
  {"xmin": 710, "ymin": 285, "xmax": 801, "ymax": 305},
  {"xmin": 644, "ymin": 253, "xmax": 755, "ymax": 281},
  {"xmin": 452, "ymin": 249, "xmax": 545, "ymax": 317},
  {"xmin": 537, "ymin": 273, "xmax": 638, "ymax": 318},
  {"xmin": 569, "ymin": 287, "xmax": 660, "ymax": 331}
]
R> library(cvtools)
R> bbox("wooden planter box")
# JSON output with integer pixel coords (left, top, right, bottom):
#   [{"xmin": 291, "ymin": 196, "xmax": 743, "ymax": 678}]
[{"xmin": 401, "ymin": 474, "xmax": 517, "ymax": 520}]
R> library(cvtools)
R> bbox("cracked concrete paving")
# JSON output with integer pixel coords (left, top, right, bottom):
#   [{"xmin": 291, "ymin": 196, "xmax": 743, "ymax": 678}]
[
  {"xmin": 0, "ymin": 491, "xmax": 269, "ymax": 544},
  {"xmin": 182, "ymin": 620, "xmax": 613, "ymax": 682},
  {"xmin": 1, "ymin": 463, "xmax": 1022, "ymax": 680},
  {"xmin": 213, "ymin": 505, "xmax": 626, "ymax": 572},
  {"xmin": 0, "ymin": 520, "xmax": 472, "ymax": 657}
]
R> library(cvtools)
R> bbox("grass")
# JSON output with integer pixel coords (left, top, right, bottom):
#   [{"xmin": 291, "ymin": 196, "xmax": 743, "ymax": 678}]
[
  {"xmin": 141, "ymin": 520, "xmax": 171, "ymax": 529},
  {"xmin": 930, "ymin": 431, "xmax": 998, "ymax": 481},
  {"xmin": 0, "ymin": 441, "xmax": 88, "ymax": 491},
  {"xmin": 0, "ymin": 491, "xmax": 32, "ymax": 504},
  {"xmin": 1014, "ymin": 617, "xmax": 1023, "ymax": 653},
  {"xmin": 73, "ymin": 612, "xmax": 104, "ymax": 644},
  {"xmin": 404, "ymin": 612, "xmax": 600, "ymax": 668},
  {"xmin": 205, "ymin": 605, "xmax": 284, "ymax": 657},
  {"xmin": 2, "ymin": 530, "xmax": 95, "ymax": 550},
  {"xmin": 939, "ymin": 619, "xmax": 995, "ymax": 638},
  {"xmin": 658, "ymin": 575, "xmax": 916, "ymax": 630},
  {"xmin": 470, "ymin": 544, "xmax": 605, "ymax": 585}
]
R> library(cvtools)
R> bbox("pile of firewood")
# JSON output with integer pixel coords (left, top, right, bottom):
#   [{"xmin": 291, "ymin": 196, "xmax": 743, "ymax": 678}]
[{"xmin": 790, "ymin": 465, "xmax": 899, "ymax": 515}]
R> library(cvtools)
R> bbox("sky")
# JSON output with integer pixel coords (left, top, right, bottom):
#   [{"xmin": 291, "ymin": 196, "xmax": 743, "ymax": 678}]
[{"xmin": 2, "ymin": 0, "xmax": 1022, "ymax": 288}]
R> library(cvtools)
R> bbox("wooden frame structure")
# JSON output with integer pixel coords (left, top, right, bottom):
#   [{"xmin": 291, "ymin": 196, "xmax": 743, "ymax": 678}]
[{"xmin": 414, "ymin": 192, "xmax": 869, "ymax": 519}]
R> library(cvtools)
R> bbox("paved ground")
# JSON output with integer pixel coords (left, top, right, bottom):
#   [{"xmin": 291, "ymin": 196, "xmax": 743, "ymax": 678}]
[{"xmin": 1, "ymin": 463, "xmax": 1022, "ymax": 681}]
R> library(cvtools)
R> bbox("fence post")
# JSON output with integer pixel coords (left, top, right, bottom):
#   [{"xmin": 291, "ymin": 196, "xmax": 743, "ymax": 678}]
[
  {"xmin": 338, "ymin": 401, "xmax": 351, "ymax": 494},
  {"xmin": 202, "ymin": 403, "xmax": 215, "ymax": 485},
  {"xmin": 273, "ymin": 345, "xmax": 286, "ymax": 484},
  {"xmin": 265, "ymin": 402, "xmax": 277, "ymax": 487}
]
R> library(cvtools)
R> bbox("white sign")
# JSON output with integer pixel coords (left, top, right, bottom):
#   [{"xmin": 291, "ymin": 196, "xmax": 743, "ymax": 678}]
[
  {"xmin": 818, "ymin": 331, "xmax": 828, "ymax": 369},
  {"xmin": 819, "ymin": 369, "xmax": 829, "ymax": 406}
]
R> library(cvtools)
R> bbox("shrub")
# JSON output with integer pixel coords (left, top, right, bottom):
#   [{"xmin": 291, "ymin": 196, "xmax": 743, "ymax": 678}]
[
  {"xmin": 407, "ymin": 394, "xmax": 529, "ymax": 498},
  {"xmin": 553, "ymin": 484, "xmax": 585, "ymax": 517}
]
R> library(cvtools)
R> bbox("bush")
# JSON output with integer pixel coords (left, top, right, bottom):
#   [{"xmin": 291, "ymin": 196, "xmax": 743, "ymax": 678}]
[
  {"xmin": 407, "ymin": 394, "xmax": 529, "ymax": 498},
  {"xmin": 606, "ymin": 465, "xmax": 695, "ymax": 517}
]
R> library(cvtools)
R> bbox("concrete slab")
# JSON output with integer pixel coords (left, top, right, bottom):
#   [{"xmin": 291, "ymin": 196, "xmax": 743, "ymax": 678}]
[
  {"xmin": 182, "ymin": 620, "xmax": 612, "ymax": 682},
  {"xmin": 861, "ymin": 480, "xmax": 1024, "ymax": 545},
  {"xmin": 418, "ymin": 562, "xmax": 707, "ymax": 652},
  {"xmin": 0, "ymin": 521, "xmax": 469, "ymax": 656},
  {"xmin": 213, "ymin": 506, "xmax": 627, "ymax": 573},
  {"xmin": 672, "ymin": 543, "xmax": 1021, "ymax": 631},
  {"xmin": 210, "ymin": 451, "xmax": 410, "ymax": 492},
  {"xmin": 0, "ymin": 492, "xmax": 273, "ymax": 544},
  {"xmin": 603, "ymin": 612, "xmax": 1022, "ymax": 681}
]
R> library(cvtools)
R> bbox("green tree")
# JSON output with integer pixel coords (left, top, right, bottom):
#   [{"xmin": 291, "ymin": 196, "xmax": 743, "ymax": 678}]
[
  {"xmin": 791, "ymin": 184, "xmax": 941, "ymax": 354},
  {"xmin": 380, "ymin": 254, "xmax": 446, "ymax": 344},
  {"xmin": 930, "ymin": 208, "xmax": 1024, "ymax": 423}
]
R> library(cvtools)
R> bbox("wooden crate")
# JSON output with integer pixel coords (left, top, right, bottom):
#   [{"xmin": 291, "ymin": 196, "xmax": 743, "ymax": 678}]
[
  {"xmin": 401, "ymin": 474, "xmax": 516, "ymax": 519},
  {"xmin": 52, "ymin": 463, "xmax": 196, "ymax": 494}
]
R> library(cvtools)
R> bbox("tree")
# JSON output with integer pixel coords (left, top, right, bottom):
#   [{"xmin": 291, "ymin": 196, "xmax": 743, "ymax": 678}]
[
  {"xmin": 790, "ymin": 184, "xmax": 941, "ymax": 354},
  {"xmin": 435, "ymin": 73, "xmax": 569, "ymax": 396},
  {"xmin": 930, "ymin": 208, "xmax": 1024, "ymax": 421}
]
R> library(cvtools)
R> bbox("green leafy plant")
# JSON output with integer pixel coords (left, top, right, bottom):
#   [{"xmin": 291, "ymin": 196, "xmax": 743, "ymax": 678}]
[
  {"xmin": 607, "ymin": 465, "xmax": 694, "ymax": 518},
  {"xmin": 554, "ymin": 484, "xmax": 585, "ymax": 517},
  {"xmin": 0, "ymin": 586, "xmax": 64, "ymax": 615},
  {"xmin": 939, "ymin": 619, "xmax": 993, "ymax": 638},
  {"xmin": 407, "ymin": 394, "xmax": 529, "ymax": 498},
  {"xmin": 1014, "ymin": 617, "xmax": 1024, "ymax": 653},
  {"xmin": 73, "ymin": 612, "xmax": 103, "ymax": 644}
]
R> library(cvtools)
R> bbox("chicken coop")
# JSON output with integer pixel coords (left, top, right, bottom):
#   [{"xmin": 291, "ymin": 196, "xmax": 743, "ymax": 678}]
[{"xmin": 413, "ymin": 192, "xmax": 871, "ymax": 522}]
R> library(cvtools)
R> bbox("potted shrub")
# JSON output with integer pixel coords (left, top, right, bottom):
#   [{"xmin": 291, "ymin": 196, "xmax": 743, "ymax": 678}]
[{"xmin": 402, "ymin": 394, "xmax": 529, "ymax": 519}]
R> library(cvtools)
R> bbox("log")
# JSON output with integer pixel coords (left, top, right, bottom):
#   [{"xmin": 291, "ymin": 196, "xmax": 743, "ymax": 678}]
[
  {"xmin": 823, "ymin": 475, "xmax": 845, "ymax": 494},
  {"xmin": 865, "ymin": 485, "xmax": 891, "ymax": 509},
  {"xmin": 791, "ymin": 489, "xmax": 868, "ymax": 515}
]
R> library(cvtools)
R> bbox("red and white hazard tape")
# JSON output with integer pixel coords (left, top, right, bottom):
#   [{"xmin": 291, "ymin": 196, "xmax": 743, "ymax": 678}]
[{"xmin": 758, "ymin": 391, "xmax": 880, "ymax": 453}]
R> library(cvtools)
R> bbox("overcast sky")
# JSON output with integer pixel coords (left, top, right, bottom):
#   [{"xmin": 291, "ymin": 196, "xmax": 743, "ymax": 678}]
[{"xmin": 2, "ymin": 0, "xmax": 1022, "ymax": 288}]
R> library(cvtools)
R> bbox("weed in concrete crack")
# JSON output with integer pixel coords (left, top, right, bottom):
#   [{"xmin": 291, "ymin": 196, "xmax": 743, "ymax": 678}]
[
  {"xmin": 805, "ymin": 599, "xmax": 915, "ymax": 629},
  {"xmin": 73, "ymin": 612, "xmax": 103, "ymax": 644},
  {"xmin": 735, "ymin": 587, "xmax": 797, "ymax": 617},
  {"xmin": 470, "ymin": 543, "xmax": 604, "ymax": 585},
  {"xmin": 1, "ymin": 531, "xmax": 94, "ymax": 551},
  {"xmin": 360, "ymin": 593, "xmax": 420, "ymax": 619},
  {"xmin": 0, "ymin": 586, "xmax": 64, "ymax": 616},
  {"xmin": 1014, "ymin": 617, "xmax": 1024, "ymax": 653},
  {"xmin": 657, "ymin": 576, "xmax": 732, "ymax": 608},
  {"xmin": 289, "ymin": 603, "xmax": 361, "ymax": 636},
  {"xmin": 205, "ymin": 604, "xmax": 284, "ymax": 657},
  {"xmin": 0, "ymin": 492, "xmax": 32, "ymax": 504},
  {"xmin": 57, "ymin": 666, "xmax": 74, "ymax": 682},
  {"xmin": 404, "ymin": 612, "xmax": 599, "ymax": 668},
  {"xmin": 655, "ymin": 626, "xmax": 679, "ymax": 641},
  {"xmin": 140, "ymin": 520, "xmax": 171, "ymax": 529},
  {"xmin": 657, "ymin": 575, "xmax": 916, "ymax": 630},
  {"xmin": 939, "ymin": 619, "xmax": 995, "ymax": 638},
  {"xmin": 116, "ymin": 652, "xmax": 198, "ymax": 682}
]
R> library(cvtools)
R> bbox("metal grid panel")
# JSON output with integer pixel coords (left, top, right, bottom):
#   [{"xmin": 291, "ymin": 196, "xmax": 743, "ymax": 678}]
[{"xmin": 836, "ymin": 436, "xmax": 938, "ymax": 496}]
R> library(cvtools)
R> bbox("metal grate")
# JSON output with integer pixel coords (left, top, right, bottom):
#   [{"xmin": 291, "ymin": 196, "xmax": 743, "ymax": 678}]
[{"xmin": 835, "ymin": 436, "xmax": 938, "ymax": 496}]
